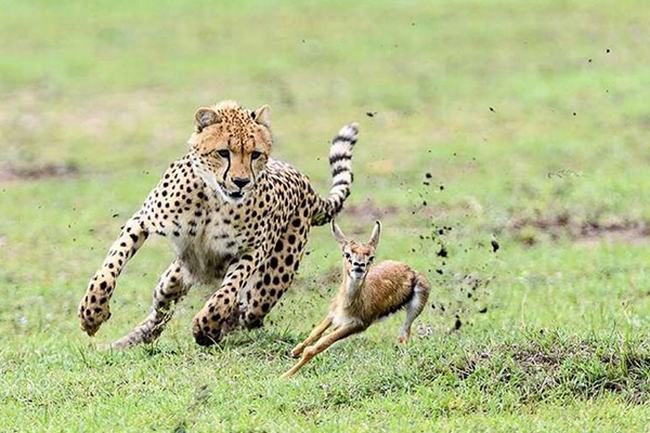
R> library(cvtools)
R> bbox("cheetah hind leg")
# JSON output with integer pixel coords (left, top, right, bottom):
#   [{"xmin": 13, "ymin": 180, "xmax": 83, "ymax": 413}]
[{"xmin": 110, "ymin": 259, "xmax": 190, "ymax": 349}]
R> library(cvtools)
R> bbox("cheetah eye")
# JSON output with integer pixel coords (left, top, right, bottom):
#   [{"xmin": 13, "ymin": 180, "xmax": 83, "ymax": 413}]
[
  {"xmin": 251, "ymin": 150, "xmax": 262, "ymax": 160},
  {"xmin": 217, "ymin": 149, "xmax": 230, "ymax": 158}
]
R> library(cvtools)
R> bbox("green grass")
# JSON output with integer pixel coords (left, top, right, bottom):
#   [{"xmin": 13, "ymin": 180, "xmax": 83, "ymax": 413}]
[{"xmin": 2, "ymin": 0, "xmax": 650, "ymax": 431}]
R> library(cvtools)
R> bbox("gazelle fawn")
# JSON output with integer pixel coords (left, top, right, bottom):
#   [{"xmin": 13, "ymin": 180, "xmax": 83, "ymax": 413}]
[{"xmin": 282, "ymin": 220, "xmax": 430, "ymax": 378}]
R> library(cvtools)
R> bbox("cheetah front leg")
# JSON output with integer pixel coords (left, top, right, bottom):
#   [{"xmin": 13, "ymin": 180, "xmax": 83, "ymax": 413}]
[
  {"xmin": 192, "ymin": 250, "xmax": 264, "ymax": 345},
  {"xmin": 78, "ymin": 213, "xmax": 148, "ymax": 336},
  {"xmin": 239, "ymin": 212, "xmax": 310, "ymax": 329},
  {"xmin": 110, "ymin": 259, "xmax": 191, "ymax": 349}
]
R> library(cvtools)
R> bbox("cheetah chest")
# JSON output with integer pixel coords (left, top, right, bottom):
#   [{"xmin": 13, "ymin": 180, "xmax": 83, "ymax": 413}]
[{"xmin": 172, "ymin": 214, "xmax": 243, "ymax": 283}]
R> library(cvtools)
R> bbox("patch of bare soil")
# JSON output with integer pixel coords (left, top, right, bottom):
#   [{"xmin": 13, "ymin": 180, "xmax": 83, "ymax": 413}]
[
  {"xmin": 508, "ymin": 213, "xmax": 650, "ymax": 245},
  {"xmin": 0, "ymin": 162, "xmax": 79, "ymax": 182},
  {"xmin": 344, "ymin": 200, "xmax": 400, "ymax": 224}
]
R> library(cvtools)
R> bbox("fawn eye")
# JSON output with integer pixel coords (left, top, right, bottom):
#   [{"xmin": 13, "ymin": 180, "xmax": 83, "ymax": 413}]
[
  {"xmin": 368, "ymin": 256, "xmax": 374, "ymax": 263},
  {"xmin": 217, "ymin": 149, "xmax": 230, "ymax": 158},
  {"xmin": 344, "ymin": 252, "xmax": 351, "ymax": 260},
  {"xmin": 251, "ymin": 150, "xmax": 262, "ymax": 160}
]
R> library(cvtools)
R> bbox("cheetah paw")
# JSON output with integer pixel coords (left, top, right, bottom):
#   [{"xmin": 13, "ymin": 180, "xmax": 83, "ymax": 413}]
[{"xmin": 78, "ymin": 296, "xmax": 112, "ymax": 336}]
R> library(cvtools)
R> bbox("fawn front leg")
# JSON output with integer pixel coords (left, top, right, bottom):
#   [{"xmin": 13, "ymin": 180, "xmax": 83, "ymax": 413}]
[
  {"xmin": 282, "ymin": 323, "xmax": 364, "ymax": 378},
  {"xmin": 78, "ymin": 213, "xmax": 148, "ymax": 336},
  {"xmin": 192, "ymin": 250, "xmax": 263, "ymax": 346},
  {"xmin": 291, "ymin": 316, "xmax": 333, "ymax": 357}
]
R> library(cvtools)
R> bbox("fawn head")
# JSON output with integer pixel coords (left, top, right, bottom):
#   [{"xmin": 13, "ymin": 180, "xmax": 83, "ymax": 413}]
[{"xmin": 331, "ymin": 220, "xmax": 381, "ymax": 282}]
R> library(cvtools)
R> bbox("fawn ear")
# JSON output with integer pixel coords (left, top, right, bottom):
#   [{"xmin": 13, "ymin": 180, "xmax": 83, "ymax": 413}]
[
  {"xmin": 194, "ymin": 107, "xmax": 220, "ymax": 132},
  {"xmin": 368, "ymin": 220, "xmax": 381, "ymax": 248},
  {"xmin": 331, "ymin": 220, "xmax": 347, "ymax": 245}
]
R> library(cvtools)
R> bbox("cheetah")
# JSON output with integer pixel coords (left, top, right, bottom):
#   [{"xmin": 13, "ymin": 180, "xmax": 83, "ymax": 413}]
[{"xmin": 78, "ymin": 100, "xmax": 358, "ymax": 348}]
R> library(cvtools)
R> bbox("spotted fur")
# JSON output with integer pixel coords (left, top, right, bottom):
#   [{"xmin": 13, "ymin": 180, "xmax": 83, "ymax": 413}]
[{"xmin": 78, "ymin": 100, "xmax": 358, "ymax": 348}]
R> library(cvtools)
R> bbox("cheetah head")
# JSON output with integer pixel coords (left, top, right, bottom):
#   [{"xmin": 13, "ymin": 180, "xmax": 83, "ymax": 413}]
[{"xmin": 188, "ymin": 100, "xmax": 272, "ymax": 204}]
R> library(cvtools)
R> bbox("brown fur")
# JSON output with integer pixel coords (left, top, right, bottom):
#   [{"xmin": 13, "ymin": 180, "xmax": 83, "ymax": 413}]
[
  {"xmin": 282, "ymin": 220, "xmax": 430, "ymax": 378},
  {"xmin": 334, "ymin": 260, "xmax": 418, "ymax": 325}
]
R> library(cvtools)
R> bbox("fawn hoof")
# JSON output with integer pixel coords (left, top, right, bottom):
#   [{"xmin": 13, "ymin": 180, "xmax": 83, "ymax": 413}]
[
  {"xmin": 291, "ymin": 344, "xmax": 305, "ymax": 358},
  {"xmin": 397, "ymin": 335, "xmax": 409, "ymax": 345}
]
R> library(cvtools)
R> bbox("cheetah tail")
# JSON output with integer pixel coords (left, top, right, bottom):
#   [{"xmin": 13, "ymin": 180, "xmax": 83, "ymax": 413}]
[{"xmin": 311, "ymin": 122, "xmax": 358, "ymax": 226}]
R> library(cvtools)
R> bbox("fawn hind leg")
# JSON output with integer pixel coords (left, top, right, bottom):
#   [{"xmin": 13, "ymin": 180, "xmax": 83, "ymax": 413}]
[
  {"xmin": 282, "ymin": 323, "xmax": 363, "ymax": 378},
  {"xmin": 398, "ymin": 281, "xmax": 429, "ymax": 344}
]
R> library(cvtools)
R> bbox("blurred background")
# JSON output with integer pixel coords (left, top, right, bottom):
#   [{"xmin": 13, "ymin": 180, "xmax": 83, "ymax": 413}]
[{"xmin": 2, "ymin": 1, "xmax": 650, "ymax": 431}]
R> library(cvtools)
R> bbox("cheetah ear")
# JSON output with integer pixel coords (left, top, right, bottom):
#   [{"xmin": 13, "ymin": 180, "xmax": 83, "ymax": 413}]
[
  {"xmin": 331, "ymin": 220, "xmax": 347, "ymax": 246},
  {"xmin": 368, "ymin": 220, "xmax": 381, "ymax": 249},
  {"xmin": 194, "ymin": 107, "xmax": 220, "ymax": 132},
  {"xmin": 252, "ymin": 105, "xmax": 270, "ymax": 128}
]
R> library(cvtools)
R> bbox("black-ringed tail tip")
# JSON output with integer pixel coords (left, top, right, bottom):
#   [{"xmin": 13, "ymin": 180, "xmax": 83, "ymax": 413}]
[{"xmin": 311, "ymin": 122, "xmax": 359, "ymax": 226}]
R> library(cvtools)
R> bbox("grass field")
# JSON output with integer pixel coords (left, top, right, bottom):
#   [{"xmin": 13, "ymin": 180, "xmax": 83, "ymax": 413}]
[{"xmin": 2, "ymin": 0, "xmax": 650, "ymax": 431}]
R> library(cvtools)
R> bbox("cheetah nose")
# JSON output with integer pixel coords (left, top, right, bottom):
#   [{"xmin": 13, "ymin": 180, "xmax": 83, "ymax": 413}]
[{"xmin": 232, "ymin": 177, "xmax": 250, "ymax": 189}]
